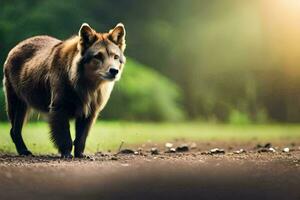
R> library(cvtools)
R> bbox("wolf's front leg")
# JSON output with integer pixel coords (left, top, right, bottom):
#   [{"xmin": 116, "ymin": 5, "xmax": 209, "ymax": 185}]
[
  {"xmin": 74, "ymin": 115, "xmax": 95, "ymax": 158},
  {"xmin": 49, "ymin": 109, "xmax": 73, "ymax": 158}
]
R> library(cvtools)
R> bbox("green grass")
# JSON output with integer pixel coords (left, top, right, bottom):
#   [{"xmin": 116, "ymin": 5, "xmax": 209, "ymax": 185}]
[{"xmin": 1, "ymin": 121, "xmax": 300, "ymax": 154}]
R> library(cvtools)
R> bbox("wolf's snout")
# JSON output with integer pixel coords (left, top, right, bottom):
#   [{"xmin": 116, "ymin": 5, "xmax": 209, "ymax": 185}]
[{"xmin": 109, "ymin": 68, "xmax": 119, "ymax": 76}]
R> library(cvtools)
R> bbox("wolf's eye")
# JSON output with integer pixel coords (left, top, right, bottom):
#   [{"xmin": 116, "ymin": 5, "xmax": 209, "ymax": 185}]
[
  {"xmin": 94, "ymin": 53, "xmax": 104, "ymax": 61},
  {"xmin": 114, "ymin": 55, "xmax": 120, "ymax": 60}
]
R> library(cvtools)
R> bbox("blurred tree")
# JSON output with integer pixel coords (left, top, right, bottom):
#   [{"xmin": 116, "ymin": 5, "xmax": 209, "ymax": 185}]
[{"xmin": 102, "ymin": 59, "xmax": 185, "ymax": 121}]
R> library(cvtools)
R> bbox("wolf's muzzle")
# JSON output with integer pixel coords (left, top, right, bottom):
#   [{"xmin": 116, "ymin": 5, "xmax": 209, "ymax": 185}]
[{"xmin": 109, "ymin": 68, "xmax": 119, "ymax": 77}]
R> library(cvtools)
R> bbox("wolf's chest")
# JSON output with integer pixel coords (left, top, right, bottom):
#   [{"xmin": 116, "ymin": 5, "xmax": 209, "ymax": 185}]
[{"xmin": 77, "ymin": 81, "xmax": 115, "ymax": 117}]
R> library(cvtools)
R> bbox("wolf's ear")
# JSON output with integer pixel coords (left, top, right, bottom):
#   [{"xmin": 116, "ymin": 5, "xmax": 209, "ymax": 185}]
[
  {"xmin": 78, "ymin": 23, "xmax": 96, "ymax": 51},
  {"xmin": 109, "ymin": 23, "xmax": 126, "ymax": 51}
]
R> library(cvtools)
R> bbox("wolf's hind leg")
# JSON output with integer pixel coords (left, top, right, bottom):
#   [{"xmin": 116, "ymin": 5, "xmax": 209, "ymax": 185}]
[{"xmin": 5, "ymin": 80, "xmax": 32, "ymax": 156}]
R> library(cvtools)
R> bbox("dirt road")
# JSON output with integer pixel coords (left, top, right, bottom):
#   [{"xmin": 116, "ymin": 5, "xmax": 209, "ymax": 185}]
[{"xmin": 0, "ymin": 142, "xmax": 299, "ymax": 200}]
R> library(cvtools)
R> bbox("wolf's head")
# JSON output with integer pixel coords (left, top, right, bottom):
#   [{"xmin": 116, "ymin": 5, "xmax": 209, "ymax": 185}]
[{"xmin": 74, "ymin": 23, "xmax": 126, "ymax": 85}]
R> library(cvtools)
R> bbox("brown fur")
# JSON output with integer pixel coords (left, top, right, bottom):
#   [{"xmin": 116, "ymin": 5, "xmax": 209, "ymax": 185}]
[{"xmin": 3, "ymin": 23, "xmax": 126, "ymax": 158}]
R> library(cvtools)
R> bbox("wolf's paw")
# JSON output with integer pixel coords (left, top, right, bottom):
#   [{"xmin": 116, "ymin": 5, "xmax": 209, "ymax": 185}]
[
  {"xmin": 19, "ymin": 149, "xmax": 33, "ymax": 157},
  {"xmin": 74, "ymin": 152, "xmax": 86, "ymax": 158},
  {"xmin": 61, "ymin": 153, "xmax": 73, "ymax": 159}
]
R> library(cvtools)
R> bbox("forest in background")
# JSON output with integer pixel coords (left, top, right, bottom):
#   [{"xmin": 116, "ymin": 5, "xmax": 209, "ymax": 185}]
[{"xmin": 1, "ymin": 0, "xmax": 300, "ymax": 123}]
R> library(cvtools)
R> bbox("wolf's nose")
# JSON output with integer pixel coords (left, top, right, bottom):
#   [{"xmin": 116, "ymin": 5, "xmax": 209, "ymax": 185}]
[{"xmin": 109, "ymin": 68, "xmax": 119, "ymax": 76}]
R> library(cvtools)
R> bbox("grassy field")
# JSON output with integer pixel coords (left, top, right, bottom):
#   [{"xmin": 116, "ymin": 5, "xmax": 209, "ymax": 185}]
[{"xmin": 0, "ymin": 121, "xmax": 300, "ymax": 154}]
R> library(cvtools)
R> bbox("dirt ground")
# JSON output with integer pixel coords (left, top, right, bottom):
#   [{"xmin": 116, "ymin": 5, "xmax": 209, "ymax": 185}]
[{"xmin": 0, "ymin": 141, "xmax": 299, "ymax": 200}]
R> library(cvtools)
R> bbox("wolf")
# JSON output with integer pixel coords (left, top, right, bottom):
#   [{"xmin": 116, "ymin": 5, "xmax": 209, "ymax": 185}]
[{"xmin": 3, "ymin": 23, "xmax": 126, "ymax": 158}]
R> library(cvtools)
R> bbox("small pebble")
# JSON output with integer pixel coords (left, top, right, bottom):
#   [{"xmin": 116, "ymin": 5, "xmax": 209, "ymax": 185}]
[
  {"xmin": 150, "ymin": 148, "xmax": 159, "ymax": 155},
  {"xmin": 89, "ymin": 157, "xmax": 95, "ymax": 161},
  {"xmin": 200, "ymin": 151, "xmax": 211, "ymax": 155},
  {"xmin": 233, "ymin": 149, "xmax": 246, "ymax": 154},
  {"xmin": 268, "ymin": 147, "xmax": 276, "ymax": 153},
  {"xmin": 165, "ymin": 143, "xmax": 173, "ymax": 148},
  {"xmin": 283, "ymin": 147, "xmax": 290, "ymax": 153},
  {"xmin": 166, "ymin": 148, "xmax": 176, "ymax": 153},
  {"xmin": 210, "ymin": 148, "xmax": 225, "ymax": 154},
  {"xmin": 258, "ymin": 147, "xmax": 276, "ymax": 153},
  {"xmin": 176, "ymin": 145, "xmax": 189, "ymax": 152},
  {"xmin": 118, "ymin": 149, "xmax": 135, "ymax": 154},
  {"xmin": 111, "ymin": 156, "xmax": 118, "ymax": 160}
]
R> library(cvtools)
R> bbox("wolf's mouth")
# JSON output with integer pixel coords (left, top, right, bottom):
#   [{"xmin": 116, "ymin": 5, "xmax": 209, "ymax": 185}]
[{"xmin": 100, "ymin": 73, "xmax": 116, "ymax": 81}]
